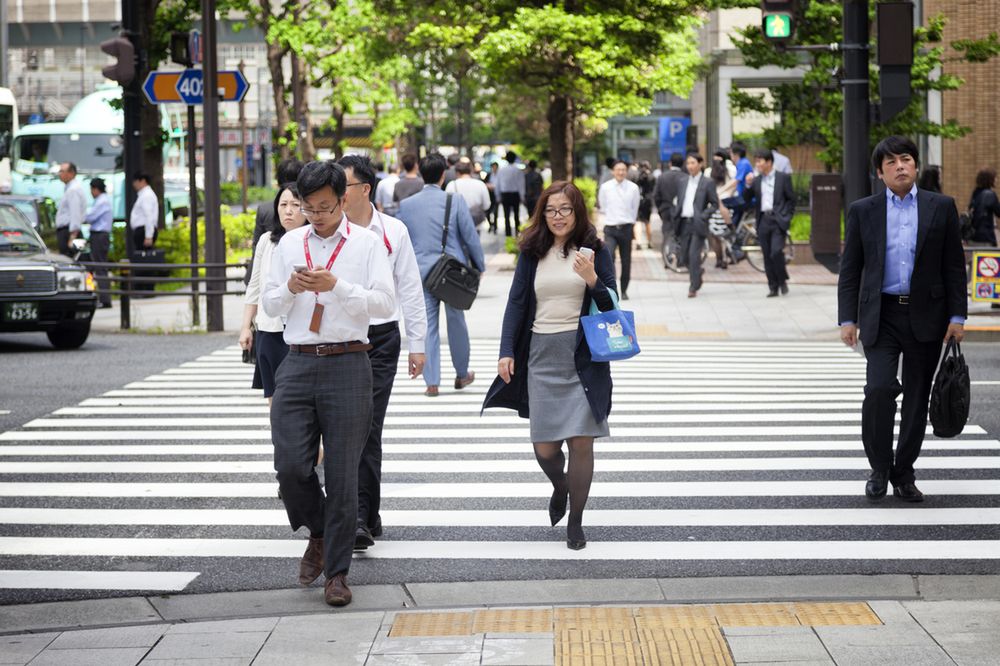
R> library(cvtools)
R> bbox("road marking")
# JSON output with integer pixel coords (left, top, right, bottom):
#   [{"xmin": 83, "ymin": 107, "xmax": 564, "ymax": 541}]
[
  {"xmin": 0, "ymin": 570, "xmax": 199, "ymax": 591},
  {"xmin": 972, "ymin": 381, "xmax": 1000, "ymax": 385},
  {"xmin": 0, "ymin": 537, "xmax": 997, "ymax": 560},
  {"xmin": 124, "ymin": 379, "xmax": 866, "ymax": 389},
  {"xmin": 0, "ymin": 410, "xmax": 10, "ymax": 415},
  {"xmin": 102, "ymin": 386, "xmax": 867, "ymax": 398},
  {"xmin": 2, "ymin": 479, "xmax": 999, "ymax": 498},
  {"xmin": 3, "ymin": 507, "xmax": 1000, "ymax": 527}
]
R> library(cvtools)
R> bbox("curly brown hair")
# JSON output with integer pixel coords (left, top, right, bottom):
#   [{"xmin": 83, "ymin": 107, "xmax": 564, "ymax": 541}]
[{"xmin": 517, "ymin": 181, "xmax": 603, "ymax": 260}]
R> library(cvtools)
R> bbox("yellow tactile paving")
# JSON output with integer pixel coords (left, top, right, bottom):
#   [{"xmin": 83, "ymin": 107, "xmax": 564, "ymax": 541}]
[
  {"xmin": 638, "ymin": 627, "xmax": 735, "ymax": 666},
  {"xmin": 555, "ymin": 606, "xmax": 636, "ymax": 630},
  {"xmin": 388, "ymin": 610, "xmax": 474, "ymax": 637},
  {"xmin": 472, "ymin": 608, "xmax": 554, "ymax": 633},
  {"xmin": 634, "ymin": 605, "xmax": 719, "ymax": 629},
  {"xmin": 793, "ymin": 601, "xmax": 883, "ymax": 626},
  {"xmin": 636, "ymin": 324, "xmax": 670, "ymax": 337},
  {"xmin": 709, "ymin": 603, "xmax": 801, "ymax": 627},
  {"xmin": 556, "ymin": 628, "xmax": 643, "ymax": 666}
]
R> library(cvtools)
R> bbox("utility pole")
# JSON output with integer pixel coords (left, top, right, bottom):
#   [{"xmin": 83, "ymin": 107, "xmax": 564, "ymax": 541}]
[
  {"xmin": 0, "ymin": 0, "xmax": 7, "ymax": 88},
  {"xmin": 202, "ymin": 0, "xmax": 225, "ymax": 331},
  {"xmin": 842, "ymin": 0, "xmax": 871, "ymax": 208}
]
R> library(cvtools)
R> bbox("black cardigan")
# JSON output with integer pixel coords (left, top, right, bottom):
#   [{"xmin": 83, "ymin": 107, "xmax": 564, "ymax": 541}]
[{"xmin": 482, "ymin": 245, "xmax": 618, "ymax": 423}]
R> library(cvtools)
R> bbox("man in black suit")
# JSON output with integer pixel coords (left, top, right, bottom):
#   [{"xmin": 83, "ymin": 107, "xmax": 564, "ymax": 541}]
[
  {"xmin": 674, "ymin": 152, "xmax": 719, "ymax": 298},
  {"xmin": 744, "ymin": 149, "xmax": 796, "ymax": 296},
  {"xmin": 838, "ymin": 135, "xmax": 967, "ymax": 503},
  {"xmin": 653, "ymin": 152, "xmax": 687, "ymax": 264}
]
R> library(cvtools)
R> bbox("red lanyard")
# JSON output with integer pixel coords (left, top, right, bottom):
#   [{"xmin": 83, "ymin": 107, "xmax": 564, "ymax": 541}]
[
  {"xmin": 303, "ymin": 224, "xmax": 348, "ymax": 295},
  {"xmin": 373, "ymin": 211, "xmax": 392, "ymax": 255}
]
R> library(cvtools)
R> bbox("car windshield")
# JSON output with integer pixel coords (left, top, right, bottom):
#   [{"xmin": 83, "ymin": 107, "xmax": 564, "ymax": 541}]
[
  {"xmin": 12, "ymin": 133, "xmax": 123, "ymax": 174},
  {"xmin": 5, "ymin": 200, "xmax": 39, "ymax": 227},
  {"xmin": 0, "ymin": 206, "xmax": 46, "ymax": 252}
]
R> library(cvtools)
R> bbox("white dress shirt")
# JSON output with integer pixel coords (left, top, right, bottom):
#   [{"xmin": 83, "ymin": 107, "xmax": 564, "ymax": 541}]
[
  {"xmin": 495, "ymin": 163, "xmax": 525, "ymax": 198},
  {"xmin": 772, "ymin": 151, "xmax": 793, "ymax": 174},
  {"xmin": 445, "ymin": 177, "xmax": 491, "ymax": 216},
  {"xmin": 761, "ymin": 172, "xmax": 776, "ymax": 213},
  {"xmin": 680, "ymin": 174, "xmax": 700, "ymax": 218},
  {"xmin": 262, "ymin": 219, "xmax": 395, "ymax": 345},
  {"xmin": 131, "ymin": 185, "xmax": 159, "ymax": 239},
  {"xmin": 244, "ymin": 233, "xmax": 286, "ymax": 333},
  {"xmin": 375, "ymin": 173, "xmax": 399, "ymax": 213},
  {"xmin": 56, "ymin": 179, "xmax": 87, "ymax": 232},
  {"xmin": 365, "ymin": 205, "xmax": 428, "ymax": 353},
  {"xmin": 597, "ymin": 178, "xmax": 641, "ymax": 226}
]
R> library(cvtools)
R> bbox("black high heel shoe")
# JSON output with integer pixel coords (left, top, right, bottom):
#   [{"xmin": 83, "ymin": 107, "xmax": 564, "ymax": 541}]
[
  {"xmin": 549, "ymin": 489, "xmax": 568, "ymax": 526},
  {"xmin": 567, "ymin": 524, "xmax": 586, "ymax": 550}
]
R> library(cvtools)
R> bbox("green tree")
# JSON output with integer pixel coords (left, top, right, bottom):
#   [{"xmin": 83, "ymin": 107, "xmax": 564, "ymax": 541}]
[{"xmin": 729, "ymin": 4, "xmax": 1000, "ymax": 170}]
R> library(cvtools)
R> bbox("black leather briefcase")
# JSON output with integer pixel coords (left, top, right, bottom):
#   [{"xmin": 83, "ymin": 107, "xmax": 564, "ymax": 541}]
[{"xmin": 424, "ymin": 194, "xmax": 480, "ymax": 310}]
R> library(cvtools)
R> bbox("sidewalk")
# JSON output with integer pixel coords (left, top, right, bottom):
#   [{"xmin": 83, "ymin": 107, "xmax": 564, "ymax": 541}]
[{"xmin": 3, "ymin": 575, "xmax": 999, "ymax": 664}]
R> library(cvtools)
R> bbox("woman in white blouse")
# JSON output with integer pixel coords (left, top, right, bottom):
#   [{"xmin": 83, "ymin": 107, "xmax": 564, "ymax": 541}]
[{"xmin": 239, "ymin": 184, "xmax": 307, "ymax": 402}]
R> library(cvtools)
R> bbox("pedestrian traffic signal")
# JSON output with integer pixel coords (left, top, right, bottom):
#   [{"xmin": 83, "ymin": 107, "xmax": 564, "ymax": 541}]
[
  {"xmin": 100, "ymin": 36, "xmax": 135, "ymax": 85},
  {"xmin": 761, "ymin": 0, "xmax": 795, "ymax": 44}
]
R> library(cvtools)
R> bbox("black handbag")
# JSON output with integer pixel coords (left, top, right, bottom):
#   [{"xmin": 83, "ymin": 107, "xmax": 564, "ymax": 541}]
[
  {"xmin": 242, "ymin": 323, "xmax": 257, "ymax": 365},
  {"xmin": 424, "ymin": 193, "xmax": 481, "ymax": 310},
  {"xmin": 929, "ymin": 338, "xmax": 970, "ymax": 438}
]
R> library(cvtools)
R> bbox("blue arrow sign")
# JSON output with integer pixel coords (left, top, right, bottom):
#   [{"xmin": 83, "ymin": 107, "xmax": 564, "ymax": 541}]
[
  {"xmin": 176, "ymin": 69, "xmax": 204, "ymax": 105},
  {"xmin": 143, "ymin": 69, "xmax": 250, "ymax": 104}
]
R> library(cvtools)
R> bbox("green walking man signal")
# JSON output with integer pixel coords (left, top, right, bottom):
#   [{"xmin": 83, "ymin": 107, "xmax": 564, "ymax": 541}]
[{"xmin": 761, "ymin": 0, "xmax": 795, "ymax": 44}]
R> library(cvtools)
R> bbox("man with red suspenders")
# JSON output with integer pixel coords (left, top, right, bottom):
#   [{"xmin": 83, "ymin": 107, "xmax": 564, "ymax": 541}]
[
  {"xmin": 262, "ymin": 161, "xmax": 394, "ymax": 607},
  {"xmin": 338, "ymin": 155, "xmax": 428, "ymax": 549}
]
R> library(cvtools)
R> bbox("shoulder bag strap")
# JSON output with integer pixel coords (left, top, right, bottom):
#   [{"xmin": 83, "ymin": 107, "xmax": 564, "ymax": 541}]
[{"xmin": 440, "ymin": 194, "xmax": 453, "ymax": 253}]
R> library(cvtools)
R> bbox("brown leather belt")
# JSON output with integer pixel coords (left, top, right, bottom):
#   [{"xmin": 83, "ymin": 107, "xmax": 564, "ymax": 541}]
[{"xmin": 289, "ymin": 341, "xmax": 372, "ymax": 356}]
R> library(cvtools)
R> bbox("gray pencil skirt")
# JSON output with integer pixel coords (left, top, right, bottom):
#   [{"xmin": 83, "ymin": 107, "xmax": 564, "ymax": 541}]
[{"xmin": 527, "ymin": 330, "xmax": 610, "ymax": 442}]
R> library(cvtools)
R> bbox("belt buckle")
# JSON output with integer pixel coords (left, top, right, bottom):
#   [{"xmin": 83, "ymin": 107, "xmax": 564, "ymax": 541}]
[
  {"xmin": 898, "ymin": 295, "xmax": 909, "ymax": 305},
  {"xmin": 313, "ymin": 344, "xmax": 328, "ymax": 356}
]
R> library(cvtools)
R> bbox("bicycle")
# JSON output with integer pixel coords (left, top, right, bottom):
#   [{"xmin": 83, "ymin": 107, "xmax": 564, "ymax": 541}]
[{"xmin": 731, "ymin": 218, "xmax": 794, "ymax": 273}]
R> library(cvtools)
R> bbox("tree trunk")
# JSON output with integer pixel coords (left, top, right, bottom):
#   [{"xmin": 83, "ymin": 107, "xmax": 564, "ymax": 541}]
[
  {"xmin": 266, "ymin": 41, "xmax": 291, "ymax": 162},
  {"xmin": 139, "ymin": 0, "xmax": 164, "ymax": 227},
  {"xmin": 547, "ymin": 94, "xmax": 574, "ymax": 182},
  {"xmin": 331, "ymin": 106, "xmax": 345, "ymax": 159},
  {"xmin": 291, "ymin": 53, "xmax": 315, "ymax": 161}
]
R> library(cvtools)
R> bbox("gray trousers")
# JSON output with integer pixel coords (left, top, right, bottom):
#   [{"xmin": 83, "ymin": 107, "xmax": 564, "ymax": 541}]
[
  {"xmin": 89, "ymin": 231, "xmax": 111, "ymax": 307},
  {"xmin": 270, "ymin": 350, "xmax": 373, "ymax": 578}
]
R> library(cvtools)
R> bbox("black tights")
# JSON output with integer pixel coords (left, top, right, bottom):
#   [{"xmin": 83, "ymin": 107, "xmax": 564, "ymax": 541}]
[{"xmin": 533, "ymin": 438, "xmax": 594, "ymax": 541}]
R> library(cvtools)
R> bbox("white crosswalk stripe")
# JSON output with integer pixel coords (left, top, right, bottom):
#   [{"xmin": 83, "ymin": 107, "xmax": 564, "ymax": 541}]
[{"xmin": 1, "ymin": 339, "xmax": 998, "ymax": 595}]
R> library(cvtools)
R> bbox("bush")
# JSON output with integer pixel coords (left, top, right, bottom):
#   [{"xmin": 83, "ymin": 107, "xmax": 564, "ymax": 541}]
[
  {"xmin": 219, "ymin": 183, "xmax": 276, "ymax": 206},
  {"xmin": 152, "ymin": 210, "xmax": 256, "ymax": 289},
  {"xmin": 573, "ymin": 177, "xmax": 598, "ymax": 215}
]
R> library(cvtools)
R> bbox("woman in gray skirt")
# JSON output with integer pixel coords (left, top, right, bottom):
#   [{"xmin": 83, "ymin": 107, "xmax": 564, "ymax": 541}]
[{"xmin": 483, "ymin": 181, "xmax": 618, "ymax": 550}]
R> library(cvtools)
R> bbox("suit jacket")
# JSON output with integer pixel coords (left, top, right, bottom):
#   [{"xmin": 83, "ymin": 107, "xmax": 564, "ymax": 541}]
[
  {"xmin": 653, "ymin": 169, "xmax": 686, "ymax": 224},
  {"xmin": 397, "ymin": 184, "xmax": 487, "ymax": 281},
  {"xmin": 744, "ymin": 171, "xmax": 795, "ymax": 231},
  {"xmin": 838, "ymin": 188, "xmax": 967, "ymax": 347},
  {"xmin": 673, "ymin": 174, "xmax": 719, "ymax": 236},
  {"xmin": 482, "ymin": 245, "xmax": 618, "ymax": 423}
]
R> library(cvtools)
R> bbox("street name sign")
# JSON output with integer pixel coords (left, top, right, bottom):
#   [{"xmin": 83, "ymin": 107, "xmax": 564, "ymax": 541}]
[{"xmin": 142, "ymin": 69, "xmax": 250, "ymax": 105}]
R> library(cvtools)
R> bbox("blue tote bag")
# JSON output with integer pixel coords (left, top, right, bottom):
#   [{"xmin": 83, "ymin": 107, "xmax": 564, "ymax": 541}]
[{"xmin": 580, "ymin": 290, "xmax": 640, "ymax": 361}]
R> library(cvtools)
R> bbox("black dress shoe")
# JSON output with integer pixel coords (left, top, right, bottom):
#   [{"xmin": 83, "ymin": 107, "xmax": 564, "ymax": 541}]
[
  {"xmin": 779, "ymin": 283, "xmax": 789, "ymax": 295},
  {"xmin": 893, "ymin": 482, "xmax": 925, "ymax": 503},
  {"xmin": 549, "ymin": 488, "xmax": 568, "ymax": 526},
  {"xmin": 767, "ymin": 289, "xmax": 779, "ymax": 298},
  {"xmin": 354, "ymin": 524, "xmax": 375, "ymax": 550},
  {"xmin": 567, "ymin": 525, "xmax": 586, "ymax": 550},
  {"xmin": 370, "ymin": 516, "xmax": 383, "ymax": 538},
  {"xmin": 865, "ymin": 470, "xmax": 889, "ymax": 501}
]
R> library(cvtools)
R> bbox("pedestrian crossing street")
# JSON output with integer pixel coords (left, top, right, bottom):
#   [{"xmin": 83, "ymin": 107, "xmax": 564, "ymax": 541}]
[{"xmin": 1, "ymin": 339, "xmax": 999, "ymax": 595}]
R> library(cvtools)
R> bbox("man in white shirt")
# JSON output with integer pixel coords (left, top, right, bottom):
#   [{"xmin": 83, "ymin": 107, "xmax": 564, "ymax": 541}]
[
  {"xmin": 597, "ymin": 160, "xmax": 641, "ymax": 299},
  {"xmin": 337, "ymin": 155, "xmax": 427, "ymax": 549},
  {"xmin": 673, "ymin": 153, "xmax": 719, "ymax": 298},
  {"xmin": 495, "ymin": 151, "xmax": 525, "ymax": 237},
  {"xmin": 445, "ymin": 160, "xmax": 491, "ymax": 225},
  {"xmin": 374, "ymin": 164, "xmax": 400, "ymax": 216},
  {"xmin": 55, "ymin": 163, "xmax": 87, "ymax": 257},
  {"xmin": 262, "ymin": 160, "xmax": 395, "ymax": 608},
  {"xmin": 130, "ymin": 172, "xmax": 159, "ymax": 253},
  {"xmin": 772, "ymin": 148, "xmax": 794, "ymax": 175}
]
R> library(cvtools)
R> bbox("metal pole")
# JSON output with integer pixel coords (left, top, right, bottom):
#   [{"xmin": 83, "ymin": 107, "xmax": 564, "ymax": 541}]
[
  {"xmin": 120, "ymin": 0, "xmax": 144, "ymax": 328},
  {"xmin": 239, "ymin": 60, "xmax": 248, "ymax": 211},
  {"xmin": 842, "ymin": 0, "xmax": 871, "ymax": 209},
  {"xmin": 0, "ymin": 0, "xmax": 7, "ymax": 88},
  {"xmin": 188, "ymin": 104, "xmax": 200, "ymax": 328},
  {"xmin": 202, "ymin": 0, "xmax": 225, "ymax": 331}
]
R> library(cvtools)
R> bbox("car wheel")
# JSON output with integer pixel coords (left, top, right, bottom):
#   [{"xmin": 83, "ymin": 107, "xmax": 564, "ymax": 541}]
[{"xmin": 46, "ymin": 323, "xmax": 91, "ymax": 349}]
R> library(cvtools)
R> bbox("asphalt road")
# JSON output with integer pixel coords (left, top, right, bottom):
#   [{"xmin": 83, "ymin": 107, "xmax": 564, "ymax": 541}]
[{"xmin": 0, "ymin": 334, "xmax": 998, "ymax": 605}]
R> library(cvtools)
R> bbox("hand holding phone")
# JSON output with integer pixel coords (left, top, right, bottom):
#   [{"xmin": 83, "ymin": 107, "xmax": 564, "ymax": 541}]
[
  {"xmin": 577, "ymin": 247, "xmax": 594, "ymax": 260},
  {"xmin": 293, "ymin": 264, "xmax": 308, "ymax": 273}
]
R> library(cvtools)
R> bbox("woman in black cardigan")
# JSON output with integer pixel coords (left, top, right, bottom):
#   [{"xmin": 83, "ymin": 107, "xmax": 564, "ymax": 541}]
[{"xmin": 483, "ymin": 181, "xmax": 618, "ymax": 550}]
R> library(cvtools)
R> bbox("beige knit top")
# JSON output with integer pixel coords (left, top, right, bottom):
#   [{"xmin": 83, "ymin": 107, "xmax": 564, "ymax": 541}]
[{"xmin": 532, "ymin": 245, "xmax": 587, "ymax": 334}]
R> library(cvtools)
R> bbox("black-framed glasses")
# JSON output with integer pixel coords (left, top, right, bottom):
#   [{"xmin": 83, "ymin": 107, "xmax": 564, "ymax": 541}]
[
  {"xmin": 298, "ymin": 202, "xmax": 341, "ymax": 218},
  {"xmin": 543, "ymin": 206, "xmax": 574, "ymax": 219}
]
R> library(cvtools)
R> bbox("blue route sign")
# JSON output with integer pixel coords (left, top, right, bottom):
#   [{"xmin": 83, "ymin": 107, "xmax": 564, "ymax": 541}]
[
  {"xmin": 176, "ymin": 69, "xmax": 205, "ymax": 105},
  {"xmin": 143, "ymin": 69, "xmax": 250, "ymax": 105}
]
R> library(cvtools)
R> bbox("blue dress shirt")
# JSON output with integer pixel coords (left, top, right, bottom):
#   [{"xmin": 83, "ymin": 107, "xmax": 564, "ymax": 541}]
[
  {"xmin": 84, "ymin": 193, "xmax": 113, "ymax": 233},
  {"xmin": 735, "ymin": 158, "xmax": 753, "ymax": 196}
]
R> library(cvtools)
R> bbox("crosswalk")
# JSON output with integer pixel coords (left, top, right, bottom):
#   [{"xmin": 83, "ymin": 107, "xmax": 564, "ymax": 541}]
[{"xmin": 1, "ymin": 339, "xmax": 999, "ymax": 597}]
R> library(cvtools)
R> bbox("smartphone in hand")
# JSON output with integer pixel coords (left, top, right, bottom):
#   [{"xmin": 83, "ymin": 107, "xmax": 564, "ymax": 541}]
[
  {"xmin": 292, "ymin": 264, "xmax": 308, "ymax": 273},
  {"xmin": 578, "ymin": 247, "xmax": 595, "ymax": 259}
]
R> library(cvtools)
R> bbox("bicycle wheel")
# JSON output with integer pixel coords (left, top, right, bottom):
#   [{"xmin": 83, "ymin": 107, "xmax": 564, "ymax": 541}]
[
  {"xmin": 662, "ymin": 239, "xmax": 686, "ymax": 273},
  {"xmin": 740, "ymin": 223, "xmax": 766, "ymax": 273},
  {"xmin": 783, "ymin": 232, "xmax": 795, "ymax": 265}
]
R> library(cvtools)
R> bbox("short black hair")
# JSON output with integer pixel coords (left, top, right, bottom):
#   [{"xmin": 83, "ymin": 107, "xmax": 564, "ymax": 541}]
[
  {"xmin": 686, "ymin": 152, "xmax": 705, "ymax": 164},
  {"xmin": 752, "ymin": 148, "xmax": 774, "ymax": 162},
  {"xmin": 296, "ymin": 160, "xmax": 346, "ymax": 200},
  {"xmin": 505, "ymin": 151, "xmax": 518, "ymax": 163},
  {"xmin": 528, "ymin": 160, "xmax": 538, "ymax": 169},
  {"xmin": 612, "ymin": 159, "xmax": 627, "ymax": 168},
  {"xmin": 276, "ymin": 158, "xmax": 304, "ymax": 185},
  {"xmin": 90, "ymin": 177, "xmax": 106, "ymax": 193},
  {"xmin": 269, "ymin": 183, "xmax": 300, "ymax": 244},
  {"xmin": 730, "ymin": 142, "xmax": 747, "ymax": 159},
  {"xmin": 713, "ymin": 148, "xmax": 729, "ymax": 162},
  {"xmin": 337, "ymin": 154, "xmax": 377, "ymax": 192},
  {"xmin": 132, "ymin": 171, "xmax": 150, "ymax": 183},
  {"xmin": 871, "ymin": 135, "xmax": 920, "ymax": 174},
  {"xmin": 455, "ymin": 161, "xmax": 472, "ymax": 175},
  {"xmin": 669, "ymin": 152, "xmax": 684, "ymax": 168},
  {"xmin": 419, "ymin": 153, "xmax": 448, "ymax": 184},
  {"xmin": 401, "ymin": 153, "xmax": 418, "ymax": 172},
  {"xmin": 447, "ymin": 153, "xmax": 460, "ymax": 166}
]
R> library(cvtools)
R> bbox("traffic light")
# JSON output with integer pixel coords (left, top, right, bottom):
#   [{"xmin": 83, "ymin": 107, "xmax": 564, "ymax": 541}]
[
  {"xmin": 762, "ymin": 0, "xmax": 795, "ymax": 43},
  {"xmin": 876, "ymin": 2, "xmax": 914, "ymax": 123},
  {"xmin": 100, "ymin": 36, "xmax": 135, "ymax": 85}
]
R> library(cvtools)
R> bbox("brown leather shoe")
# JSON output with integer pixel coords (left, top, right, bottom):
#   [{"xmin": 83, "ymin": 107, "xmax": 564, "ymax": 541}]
[
  {"xmin": 454, "ymin": 371, "xmax": 476, "ymax": 390},
  {"xmin": 324, "ymin": 573, "xmax": 352, "ymax": 606},
  {"xmin": 298, "ymin": 537, "xmax": 324, "ymax": 586},
  {"xmin": 424, "ymin": 385, "xmax": 439, "ymax": 397}
]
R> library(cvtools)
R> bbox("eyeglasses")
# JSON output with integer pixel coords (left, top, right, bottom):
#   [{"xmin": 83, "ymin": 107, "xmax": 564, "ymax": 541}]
[
  {"xmin": 543, "ymin": 206, "xmax": 574, "ymax": 219},
  {"xmin": 298, "ymin": 203, "xmax": 340, "ymax": 218},
  {"xmin": 345, "ymin": 182, "xmax": 367, "ymax": 189}
]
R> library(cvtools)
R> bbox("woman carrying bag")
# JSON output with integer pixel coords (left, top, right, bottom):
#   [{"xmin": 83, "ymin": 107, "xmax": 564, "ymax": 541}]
[{"xmin": 483, "ymin": 181, "xmax": 618, "ymax": 550}]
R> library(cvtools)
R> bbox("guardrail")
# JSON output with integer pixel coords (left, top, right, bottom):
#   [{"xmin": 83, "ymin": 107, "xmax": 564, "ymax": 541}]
[{"xmin": 80, "ymin": 259, "xmax": 249, "ymax": 330}]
